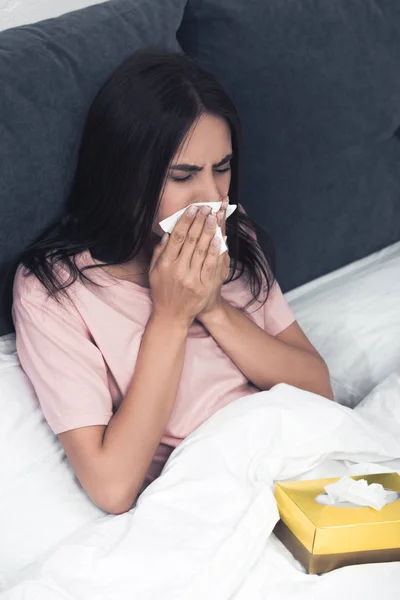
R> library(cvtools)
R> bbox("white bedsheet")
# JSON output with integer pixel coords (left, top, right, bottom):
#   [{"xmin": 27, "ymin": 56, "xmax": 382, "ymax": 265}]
[{"xmin": 3, "ymin": 377, "xmax": 400, "ymax": 599}]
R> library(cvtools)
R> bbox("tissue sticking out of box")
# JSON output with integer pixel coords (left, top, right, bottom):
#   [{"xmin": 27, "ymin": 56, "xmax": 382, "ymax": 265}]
[
  {"xmin": 318, "ymin": 476, "xmax": 400, "ymax": 510},
  {"xmin": 158, "ymin": 199, "xmax": 237, "ymax": 255}
]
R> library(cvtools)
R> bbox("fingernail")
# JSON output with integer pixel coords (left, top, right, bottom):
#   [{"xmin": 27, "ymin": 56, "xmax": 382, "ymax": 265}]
[
  {"xmin": 200, "ymin": 206, "xmax": 211, "ymax": 216},
  {"xmin": 187, "ymin": 205, "xmax": 198, "ymax": 216},
  {"xmin": 207, "ymin": 214, "xmax": 216, "ymax": 226},
  {"xmin": 161, "ymin": 233, "xmax": 169, "ymax": 244},
  {"xmin": 212, "ymin": 235, "xmax": 221, "ymax": 247}
]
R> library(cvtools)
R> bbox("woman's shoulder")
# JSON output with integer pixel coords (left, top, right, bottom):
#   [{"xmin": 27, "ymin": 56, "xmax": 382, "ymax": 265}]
[
  {"xmin": 12, "ymin": 254, "xmax": 92, "ymax": 334},
  {"xmin": 13, "ymin": 263, "xmax": 47, "ymax": 302},
  {"xmin": 12, "ymin": 251, "xmax": 92, "ymax": 311}
]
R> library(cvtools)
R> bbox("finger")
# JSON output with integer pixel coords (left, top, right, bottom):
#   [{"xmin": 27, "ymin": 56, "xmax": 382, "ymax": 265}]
[
  {"xmin": 178, "ymin": 206, "xmax": 216, "ymax": 268},
  {"xmin": 221, "ymin": 244, "xmax": 230, "ymax": 278},
  {"xmin": 212, "ymin": 237, "xmax": 230, "ymax": 283},
  {"xmin": 189, "ymin": 212, "xmax": 219, "ymax": 272},
  {"xmin": 217, "ymin": 197, "xmax": 229, "ymax": 237},
  {"xmin": 161, "ymin": 205, "xmax": 199, "ymax": 262},
  {"xmin": 200, "ymin": 234, "xmax": 221, "ymax": 282},
  {"xmin": 149, "ymin": 233, "xmax": 169, "ymax": 271},
  {"xmin": 215, "ymin": 239, "xmax": 229, "ymax": 269}
]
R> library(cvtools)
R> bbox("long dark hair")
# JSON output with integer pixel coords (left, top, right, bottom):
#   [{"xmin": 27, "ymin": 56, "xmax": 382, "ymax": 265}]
[{"xmin": 14, "ymin": 50, "xmax": 275, "ymax": 311}]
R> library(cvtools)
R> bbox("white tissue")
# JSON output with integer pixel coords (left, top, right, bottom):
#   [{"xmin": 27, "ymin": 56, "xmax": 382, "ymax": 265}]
[
  {"xmin": 323, "ymin": 476, "xmax": 399, "ymax": 510},
  {"xmin": 159, "ymin": 200, "xmax": 237, "ymax": 255}
]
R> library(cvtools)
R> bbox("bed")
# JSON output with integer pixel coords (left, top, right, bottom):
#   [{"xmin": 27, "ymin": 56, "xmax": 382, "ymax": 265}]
[
  {"xmin": 2, "ymin": 241, "xmax": 400, "ymax": 596},
  {"xmin": 1, "ymin": 0, "xmax": 400, "ymax": 596}
]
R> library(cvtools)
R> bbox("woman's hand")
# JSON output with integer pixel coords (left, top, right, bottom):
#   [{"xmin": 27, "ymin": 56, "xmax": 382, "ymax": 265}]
[
  {"xmin": 149, "ymin": 205, "xmax": 221, "ymax": 327},
  {"xmin": 197, "ymin": 197, "xmax": 230, "ymax": 324}
]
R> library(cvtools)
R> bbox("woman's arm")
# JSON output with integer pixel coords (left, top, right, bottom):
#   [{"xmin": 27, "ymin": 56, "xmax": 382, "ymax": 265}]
[
  {"xmin": 59, "ymin": 205, "xmax": 222, "ymax": 514},
  {"xmin": 59, "ymin": 314, "xmax": 189, "ymax": 515},
  {"xmin": 198, "ymin": 298, "xmax": 333, "ymax": 400}
]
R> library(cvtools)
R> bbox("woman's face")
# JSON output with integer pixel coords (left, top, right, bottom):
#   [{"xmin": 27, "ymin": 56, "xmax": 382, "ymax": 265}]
[{"xmin": 154, "ymin": 113, "xmax": 232, "ymax": 235}]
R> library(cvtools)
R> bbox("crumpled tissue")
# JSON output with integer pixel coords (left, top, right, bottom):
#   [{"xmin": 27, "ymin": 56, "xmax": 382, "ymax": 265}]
[
  {"xmin": 159, "ymin": 199, "xmax": 237, "ymax": 255},
  {"xmin": 323, "ymin": 476, "xmax": 399, "ymax": 510}
]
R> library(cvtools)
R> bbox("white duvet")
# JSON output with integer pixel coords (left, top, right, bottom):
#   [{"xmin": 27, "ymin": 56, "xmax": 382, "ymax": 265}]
[{"xmin": 3, "ymin": 377, "xmax": 400, "ymax": 600}]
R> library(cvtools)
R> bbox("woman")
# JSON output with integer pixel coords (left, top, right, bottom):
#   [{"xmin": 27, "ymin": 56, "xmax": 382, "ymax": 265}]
[{"xmin": 12, "ymin": 51, "xmax": 332, "ymax": 515}]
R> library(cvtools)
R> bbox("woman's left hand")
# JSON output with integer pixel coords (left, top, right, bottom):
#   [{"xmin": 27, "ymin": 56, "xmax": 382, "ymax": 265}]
[{"xmin": 196, "ymin": 197, "xmax": 230, "ymax": 323}]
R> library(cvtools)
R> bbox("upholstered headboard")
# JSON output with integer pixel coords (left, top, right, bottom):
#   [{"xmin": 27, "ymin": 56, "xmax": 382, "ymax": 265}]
[
  {"xmin": 1, "ymin": 0, "xmax": 400, "ymax": 335},
  {"xmin": 0, "ymin": 0, "xmax": 187, "ymax": 335},
  {"xmin": 177, "ymin": 0, "xmax": 400, "ymax": 291}
]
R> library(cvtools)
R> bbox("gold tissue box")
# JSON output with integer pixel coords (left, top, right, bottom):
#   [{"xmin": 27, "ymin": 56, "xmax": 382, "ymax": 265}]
[{"xmin": 273, "ymin": 473, "xmax": 400, "ymax": 574}]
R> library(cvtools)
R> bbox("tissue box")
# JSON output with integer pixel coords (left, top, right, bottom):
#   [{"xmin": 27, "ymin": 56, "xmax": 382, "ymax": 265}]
[{"xmin": 273, "ymin": 473, "xmax": 400, "ymax": 574}]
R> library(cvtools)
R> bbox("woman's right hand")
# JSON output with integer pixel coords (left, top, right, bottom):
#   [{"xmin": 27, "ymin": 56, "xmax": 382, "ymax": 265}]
[{"xmin": 149, "ymin": 206, "xmax": 221, "ymax": 326}]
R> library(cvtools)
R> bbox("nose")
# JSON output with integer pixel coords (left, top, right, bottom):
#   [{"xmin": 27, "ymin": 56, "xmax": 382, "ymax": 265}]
[{"xmin": 192, "ymin": 171, "xmax": 223, "ymax": 204}]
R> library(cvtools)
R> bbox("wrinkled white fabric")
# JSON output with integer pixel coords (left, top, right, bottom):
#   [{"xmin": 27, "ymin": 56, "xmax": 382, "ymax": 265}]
[
  {"xmin": 286, "ymin": 241, "xmax": 400, "ymax": 408},
  {"xmin": 3, "ymin": 379, "xmax": 400, "ymax": 600}
]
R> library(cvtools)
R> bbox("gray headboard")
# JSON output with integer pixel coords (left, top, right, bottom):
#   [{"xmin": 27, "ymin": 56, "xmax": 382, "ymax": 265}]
[
  {"xmin": 2, "ymin": 0, "xmax": 400, "ymax": 336},
  {"xmin": 0, "ymin": 0, "xmax": 187, "ymax": 335},
  {"xmin": 177, "ymin": 0, "xmax": 400, "ymax": 290}
]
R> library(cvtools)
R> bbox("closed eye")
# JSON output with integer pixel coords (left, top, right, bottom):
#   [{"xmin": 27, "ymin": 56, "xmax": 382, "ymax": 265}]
[{"xmin": 170, "ymin": 165, "xmax": 231, "ymax": 183}]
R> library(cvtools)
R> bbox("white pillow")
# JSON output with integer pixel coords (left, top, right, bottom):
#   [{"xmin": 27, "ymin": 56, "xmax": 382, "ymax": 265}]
[
  {"xmin": 286, "ymin": 242, "xmax": 400, "ymax": 408},
  {"xmin": 0, "ymin": 334, "xmax": 103, "ymax": 589}
]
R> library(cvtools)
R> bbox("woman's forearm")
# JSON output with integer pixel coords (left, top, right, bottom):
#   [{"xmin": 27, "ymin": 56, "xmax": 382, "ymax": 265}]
[
  {"xmin": 199, "ymin": 299, "xmax": 332, "ymax": 398},
  {"xmin": 97, "ymin": 314, "xmax": 188, "ymax": 511}
]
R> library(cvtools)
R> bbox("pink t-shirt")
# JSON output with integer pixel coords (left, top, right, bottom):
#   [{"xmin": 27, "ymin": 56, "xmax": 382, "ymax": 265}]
[{"xmin": 12, "ymin": 250, "xmax": 295, "ymax": 486}]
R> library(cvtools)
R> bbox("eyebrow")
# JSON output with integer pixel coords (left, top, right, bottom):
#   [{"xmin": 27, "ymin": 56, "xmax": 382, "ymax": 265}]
[{"xmin": 170, "ymin": 153, "xmax": 233, "ymax": 172}]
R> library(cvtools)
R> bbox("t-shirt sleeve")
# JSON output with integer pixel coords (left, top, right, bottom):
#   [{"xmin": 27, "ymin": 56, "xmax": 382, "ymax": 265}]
[
  {"xmin": 12, "ymin": 269, "xmax": 113, "ymax": 434},
  {"xmin": 263, "ymin": 280, "xmax": 296, "ymax": 336}
]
